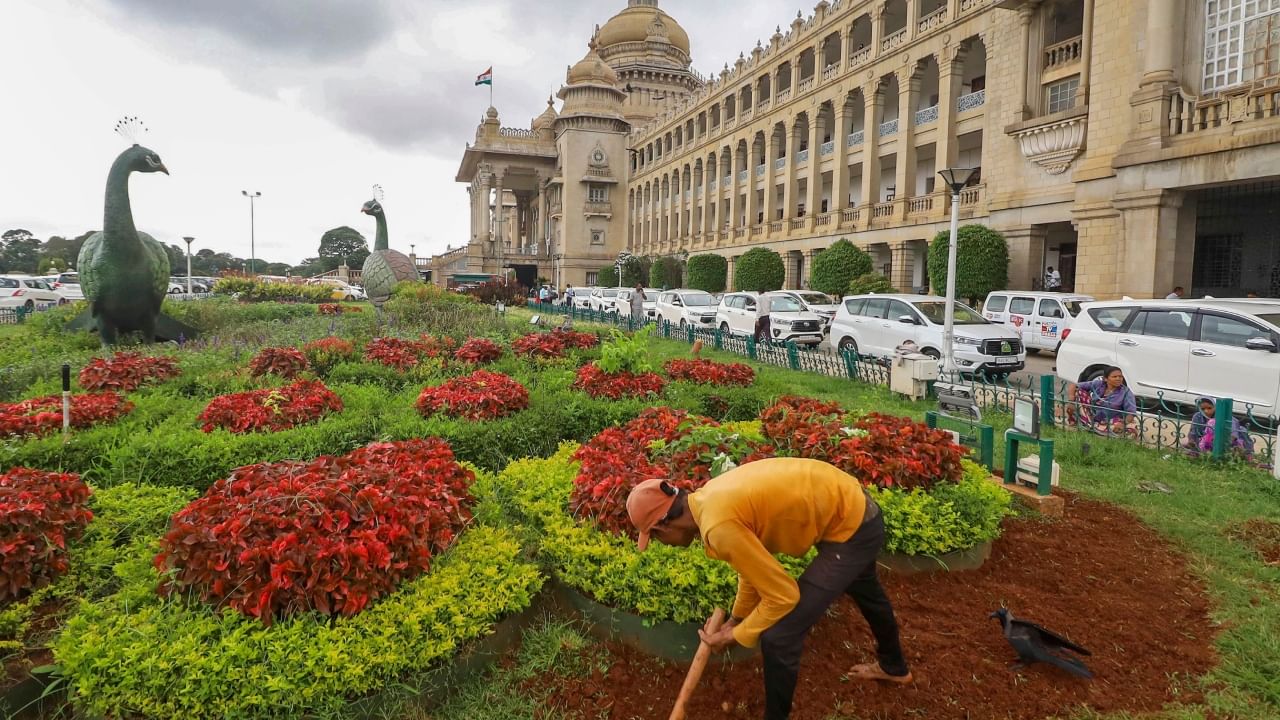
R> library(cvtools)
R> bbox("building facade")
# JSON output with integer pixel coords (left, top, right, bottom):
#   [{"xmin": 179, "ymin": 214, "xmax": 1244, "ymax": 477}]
[{"xmin": 446, "ymin": 0, "xmax": 1280, "ymax": 299}]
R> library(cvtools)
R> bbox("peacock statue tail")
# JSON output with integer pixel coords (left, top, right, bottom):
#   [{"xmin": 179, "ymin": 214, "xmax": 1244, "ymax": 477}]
[
  {"xmin": 70, "ymin": 117, "xmax": 198, "ymax": 346},
  {"xmin": 359, "ymin": 184, "xmax": 419, "ymax": 307}
]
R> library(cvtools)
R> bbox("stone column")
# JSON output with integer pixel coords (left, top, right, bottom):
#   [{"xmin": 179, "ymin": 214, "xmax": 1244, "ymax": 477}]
[
  {"xmin": 468, "ymin": 184, "xmax": 479, "ymax": 243},
  {"xmin": 905, "ymin": 0, "xmax": 919, "ymax": 40},
  {"xmin": 1074, "ymin": 0, "xmax": 1095, "ymax": 107},
  {"xmin": 746, "ymin": 146, "xmax": 760, "ymax": 229},
  {"xmin": 890, "ymin": 241, "xmax": 915, "ymax": 291},
  {"xmin": 729, "ymin": 150, "xmax": 743, "ymax": 231},
  {"xmin": 783, "ymin": 125, "xmax": 801, "ymax": 222},
  {"xmin": 1002, "ymin": 225, "xmax": 1049, "ymax": 291},
  {"xmin": 861, "ymin": 81, "xmax": 883, "ymax": 208},
  {"xmin": 480, "ymin": 173, "xmax": 493, "ymax": 241},
  {"xmin": 832, "ymin": 101, "xmax": 850, "ymax": 217},
  {"xmin": 766, "ymin": 131, "xmax": 782, "ymax": 230},
  {"xmin": 894, "ymin": 69, "xmax": 919, "ymax": 204},
  {"xmin": 870, "ymin": 6, "xmax": 884, "ymax": 59},
  {"xmin": 1142, "ymin": 0, "xmax": 1177, "ymax": 84},
  {"xmin": 1113, "ymin": 190, "xmax": 1186, "ymax": 298},
  {"xmin": 492, "ymin": 176, "xmax": 504, "ymax": 253},
  {"xmin": 1013, "ymin": 3, "xmax": 1038, "ymax": 121},
  {"xmin": 935, "ymin": 49, "xmax": 963, "ymax": 175},
  {"xmin": 806, "ymin": 117, "xmax": 822, "ymax": 220},
  {"xmin": 727, "ymin": 254, "xmax": 737, "ymax": 292},
  {"xmin": 703, "ymin": 166, "xmax": 715, "ymax": 236}
]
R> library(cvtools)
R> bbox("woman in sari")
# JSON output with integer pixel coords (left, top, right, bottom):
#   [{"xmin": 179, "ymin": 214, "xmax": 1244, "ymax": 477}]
[{"xmin": 1073, "ymin": 366, "xmax": 1139, "ymax": 437}]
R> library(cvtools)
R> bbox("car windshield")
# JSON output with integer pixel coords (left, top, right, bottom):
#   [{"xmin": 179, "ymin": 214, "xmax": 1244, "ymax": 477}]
[
  {"xmin": 913, "ymin": 301, "xmax": 987, "ymax": 324},
  {"xmin": 1063, "ymin": 300, "xmax": 1085, "ymax": 317},
  {"xmin": 601, "ymin": 289, "xmax": 619, "ymax": 297},
  {"xmin": 769, "ymin": 296, "xmax": 804, "ymax": 312},
  {"xmin": 796, "ymin": 292, "xmax": 833, "ymax": 305},
  {"xmin": 682, "ymin": 292, "xmax": 715, "ymax": 306},
  {"xmin": 1256, "ymin": 314, "xmax": 1280, "ymax": 330},
  {"xmin": 643, "ymin": 291, "xmax": 659, "ymax": 301}
]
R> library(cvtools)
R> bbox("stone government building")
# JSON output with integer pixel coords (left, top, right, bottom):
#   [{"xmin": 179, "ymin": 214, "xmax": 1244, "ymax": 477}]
[{"xmin": 439, "ymin": 0, "xmax": 1280, "ymax": 299}]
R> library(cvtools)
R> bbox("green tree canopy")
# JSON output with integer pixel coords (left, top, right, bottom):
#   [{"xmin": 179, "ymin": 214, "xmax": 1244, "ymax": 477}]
[
  {"xmin": 926, "ymin": 224, "xmax": 1010, "ymax": 305},
  {"xmin": 620, "ymin": 256, "xmax": 652, "ymax": 287},
  {"xmin": 734, "ymin": 247, "xmax": 785, "ymax": 292},
  {"xmin": 810, "ymin": 239, "xmax": 873, "ymax": 296},
  {"xmin": 40, "ymin": 234, "xmax": 86, "ymax": 270},
  {"xmin": 686, "ymin": 254, "xmax": 728, "ymax": 293},
  {"xmin": 1, "ymin": 229, "xmax": 41, "ymax": 274},
  {"xmin": 649, "ymin": 257, "xmax": 683, "ymax": 289},
  {"xmin": 849, "ymin": 272, "xmax": 897, "ymax": 295},
  {"xmin": 318, "ymin": 226, "xmax": 370, "ymax": 272},
  {"xmin": 596, "ymin": 265, "xmax": 621, "ymax": 287}
]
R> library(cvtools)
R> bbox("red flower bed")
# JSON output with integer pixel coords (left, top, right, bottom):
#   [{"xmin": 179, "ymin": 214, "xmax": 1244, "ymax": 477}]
[
  {"xmin": 512, "ymin": 329, "xmax": 600, "ymax": 359},
  {"xmin": 454, "ymin": 338, "xmax": 504, "ymax": 365},
  {"xmin": 0, "ymin": 468, "xmax": 93, "ymax": 602},
  {"xmin": 759, "ymin": 395, "xmax": 848, "ymax": 460},
  {"xmin": 317, "ymin": 303, "xmax": 363, "ymax": 315},
  {"xmin": 573, "ymin": 363, "xmax": 666, "ymax": 400},
  {"xmin": 364, "ymin": 337, "xmax": 429, "ymax": 371},
  {"xmin": 302, "ymin": 337, "xmax": 358, "ymax": 374},
  {"xmin": 416, "ymin": 370, "xmax": 528, "ymax": 421},
  {"xmin": 249, "ymin": 347, "xmax": 309, "ymax": 379},
  {"xmin": 0, "ymin": 393, "xmax": 134, "ymax": 439},
  {"xmin": 78, "ymin": 351, "xmax": 180, "ymax": 391},
  {"xmin": 664, "ymin": 359, "xmax": 755, "ymax": 387},
  {"xmin": 154, "ymin": 439, "xmax": 474, "ymax": 623},
  {"xmin": 198, "ymin": 380, "xmax": 342, "ymax": 433},
  {"xmin": 418, "ymin": 334, "xmax": 458, "ymax": 359},
  {"xmin": 552, "ymin": 329, "xmax": 600, "ymax": 350}
]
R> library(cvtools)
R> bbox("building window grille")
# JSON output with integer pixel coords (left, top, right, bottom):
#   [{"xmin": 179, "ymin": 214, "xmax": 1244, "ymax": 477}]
[
  {"xmin": 1203, "ymin": 0, "xmax": 1280, "ymax": 92},
  {"xmin": 1193, "ymin": 233, "xmax": 1243, "ymax": 289},
  {"xmin": 588, "ymin": 185, "xmax": 609, "ymax": 203},
  {"xmin": 586, "ymin": 272, "xmax": 599, "ymax": 285},
  {"xmin": 1045, "ymin": 76, "xmax": 1079, "ymax": 114}
]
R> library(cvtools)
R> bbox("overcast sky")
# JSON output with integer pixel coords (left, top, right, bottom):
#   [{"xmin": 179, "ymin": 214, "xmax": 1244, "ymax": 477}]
[{"xmin": 2, "ymin": 0, "xmax": 795, "ymax": 264}]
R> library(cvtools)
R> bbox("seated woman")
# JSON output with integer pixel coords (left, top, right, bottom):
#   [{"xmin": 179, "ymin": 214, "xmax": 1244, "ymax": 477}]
[
  {"xmin": 1073, "ymin": 366, "xmax": 1139, "ymax": 438},
  {"xmin": 1186, "ymin": 396, "xmax": 1255, "ymax": 459}
]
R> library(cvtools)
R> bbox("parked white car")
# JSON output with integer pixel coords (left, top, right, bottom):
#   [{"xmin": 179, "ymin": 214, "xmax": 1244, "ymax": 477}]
[
  {"xmin": 982, "ymin": 291, "xmax": 1095, "ymax": 353},
  {"xmin": 307, "ymin": 278, "xmax": 367, "ymax": 301},
  {"xmin": 47, "ymin": 272, "xmax": 84, "ymax": 300},
  {"xmin": 655, "ymin": 289, "xmax": 719, "ymax": 329},
  {"xmin": 617, "ymin": 288, "xmax": 660, "ymax": 320},
  {"xmin": 716, "ymin": 291, "xmax": 825, "ymax": 345},
  {"xmin": 1056, "ymin": 298, "xmax": 1280, "ymax": 413},
  {"xmin": 588, "ymin": 287, "xmax": 623, "ymax": 313},
  {"xmin": 830, "ymin": 294, "xmax": 1026, "ymax": 376},
  {"xmin": 0, "ymin": 275, "xmax": 66, "ymax": 310},
  {"xmin": 571, "ymin": 287, "xmax": 597, "ymax": 310},
  {"xmin": 774, "ymin": 290, "xmax": 840, "ymax": 333}
]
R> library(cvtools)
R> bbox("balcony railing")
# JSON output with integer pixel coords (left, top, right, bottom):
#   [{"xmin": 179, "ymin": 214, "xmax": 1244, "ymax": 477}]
[
  {"xmin": 751, "ymin": 225, "xmax": 764, "ymax": 236},
  {"xmin": 798, "ymin": 78, "xmax": 815, "ymax": 94},
  {"xmin": 1044, "ymin": 36, "xmax": 1083, "ymax": 70},
  {"xmin": 850, "ymin": 46, "xmax": 872, "ymax": 68},
  {"xmin": 872, "ymin": 201, "xmax": 896, "ymax": 219},
  {"xmin": 738, "ymin": 170, "xmax": 749, "ymax": 183},
  {"xmin": 740, "ymin": 108, "xmax": 753, "ymax": 122},
  {"xmin": 823, "ymin": 63, "xmax": 841, "ymax": 81},
  {"xmin": 756, "ymin": 163, "xmax": 767, "ymax": 177},
  {"xmin": 914, "ymin": 104, "xmax": 940, "ymax": 126},
  {"xmin": 723, "ymin": 175, "xmax": 732, "ymax": 187},
  {"xmin": 1168, "ymin": 82, "xmax": 1280, "ymax": 136},
  {"xmin": 709, "ymin": 179, "xmax": 717, "ymax": 191},
  {"xmin": 878, "ymin": 118, "xmax": 899, "ymax": 137},
  {"xmin": 957, "ymin": 89, "xmax": 986, "ymax": 112},
  {"xmin": 816, "ymin": 212, "xmax": 833, "ymax": 227},
  {"xmin": 882, "ymin": 28, "xmax": 907, "ymax": 53},
  {"xmin": 917, "ymin": 6, "xmax": 948, "ymax": 34},
  {"xmin": 795, "ymin": 149, "xmax": 810, "ymax": 164},
  {"xmin": 847, "ymin": 130, "xmax": 865, "ymax": 147},
  {"xmin": 758, "ymin": 99, "xmax": 772, "ymax": 112},
  {"xmin": 820, "ymin": 140, "xmax": 835, "ymax": 156},
  {"xmin": 769, "ymin": 221, "xmax": 784, "ymax": 232},
  {"xmin": 684, "ymin": 190, "xmax": 692, "ymax": 201},
  {"xmin": 734, "ymin": 228, "xmax": 746, "ymax": 238},
  {"xmin": 789, "ymin": 219, "xmax": 807, "ymax": 231},
  {"xmin": 841, "ymin": 207, "xmax": 861, "ymax": 223},
  {"xmin": 959, "ymin": 184, "xmax": 984, "ymax": 207},
  {"xmin": 584, "ymin": 201, "xmax": 613, "ymax": 214},
  {"xmin": 960, "ymin": 0, "xmax": 986, "ymax": 11},
  {"xmin": 907, "ymin": 195, "xmax": 935, "ymax": 214},
  {"xmin": 774, "ymin": 157, "xmax": 787, "ymax": 170},
  {"xmin": 777, "ymin": 88, "xmax": 793, "ymax": 102}
]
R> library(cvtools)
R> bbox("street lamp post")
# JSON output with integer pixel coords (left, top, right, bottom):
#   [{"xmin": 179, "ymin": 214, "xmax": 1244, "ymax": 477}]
[
  {"xmin": 937, "ymin": 168, "xmax": 978, "ymax": 376},
  {"xmin": 182, "ymin": 236, "xmax": 195, "ymax": 294},
  {"xmin": 241, "ymin": 190, "xmax": 261, "ymax": 276}
]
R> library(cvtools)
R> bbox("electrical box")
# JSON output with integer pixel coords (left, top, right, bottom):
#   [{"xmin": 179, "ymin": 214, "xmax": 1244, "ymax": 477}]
[
  {"xmin": 890, "ymin": 354, "xmax": 938, "ymax": 400},
  {"xmin": 1016, "ymin": 454, "xmax": 1060, "ymax": 488}
]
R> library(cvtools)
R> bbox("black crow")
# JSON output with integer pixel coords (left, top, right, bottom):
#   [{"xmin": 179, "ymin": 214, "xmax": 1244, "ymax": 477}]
[{"xmin": 989, "ymin": 608, "xmax": 1094, "ymax": 679}]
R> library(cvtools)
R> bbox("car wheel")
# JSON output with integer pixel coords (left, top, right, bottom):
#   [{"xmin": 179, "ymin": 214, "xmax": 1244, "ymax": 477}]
[
  {"xmin": 838, "ymin": 336, "xmax": 858, "ymax": 354},
  {"xmin": 169, "ymin": 287, "xmax": 180, "ymax": 294},
  {"xmin": 1082, "ymin": 366, "xmax": 1108, "ymax": 383},
  {"xmin": 57, "ymin": 298, "xmax": 68, "ymax": 306},
  {"xmin": 679, "ymin": 319, "xmax": 687, "ymax": 331},
  {"xmin": 719, "ymin": 322, "xmax": 731, "ymax": 335},
  {"xmin": 23, "ymin": 300, "xmax": 34, "ymax": 312}
]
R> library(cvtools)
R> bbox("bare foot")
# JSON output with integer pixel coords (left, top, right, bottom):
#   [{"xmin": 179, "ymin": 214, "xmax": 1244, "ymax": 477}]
[{"xmin": 848, "ymin": 662, "xmax": 913, "ymax": 685}]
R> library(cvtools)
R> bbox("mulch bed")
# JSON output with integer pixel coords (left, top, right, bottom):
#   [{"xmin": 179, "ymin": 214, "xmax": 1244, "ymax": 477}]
[
  {"xmin": 1226, "ymin": 518, "xmax": 1280, "ymax": 566},
  {"xmin": 540, "ymin": 494, "xmax": 1218, "ymax": 720}
]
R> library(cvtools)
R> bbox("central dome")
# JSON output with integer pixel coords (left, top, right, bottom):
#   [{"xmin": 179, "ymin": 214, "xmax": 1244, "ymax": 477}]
[{"xmin": 596, "ymin": 0, "xmax": 691, "ymax": 55}]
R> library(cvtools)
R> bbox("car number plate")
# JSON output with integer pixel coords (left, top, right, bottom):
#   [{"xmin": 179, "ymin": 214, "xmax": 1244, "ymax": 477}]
[{"xmin": 995, "ymin": 356, "xmax": 1017, "ymax": 365}]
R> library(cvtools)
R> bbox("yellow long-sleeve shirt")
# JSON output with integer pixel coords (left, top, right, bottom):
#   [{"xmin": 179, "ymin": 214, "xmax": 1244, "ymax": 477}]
[{"xmin": 687, "ymin": 457, "xmax": 867, "ymax": 648}]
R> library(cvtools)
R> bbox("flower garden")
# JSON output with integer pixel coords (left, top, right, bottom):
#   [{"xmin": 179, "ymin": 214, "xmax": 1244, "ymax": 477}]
[{"xmin": 1, "ymin": 286, "xmax": 1277, "ymax": 720}]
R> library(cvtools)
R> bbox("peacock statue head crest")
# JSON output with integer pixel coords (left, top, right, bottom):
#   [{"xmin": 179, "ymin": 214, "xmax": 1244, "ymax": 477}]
[
  {"xmin": 361, "ymin": 184, "xmax": 385, "ymax": 217},
  {"xmin": 113, "ymin": 116, "xmax": 168, "ymax": 175}
]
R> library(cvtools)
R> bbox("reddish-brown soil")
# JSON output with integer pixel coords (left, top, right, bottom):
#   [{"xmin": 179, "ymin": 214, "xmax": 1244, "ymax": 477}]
[
  {"xmin": 1, "ymin": 599, "xmax": 64, "ymax": 694},
  {"xmin": 542, "ymin": 494, "xmax": 1218, "ymax": 720},
  {"xmin": 1227, "ymin": 518, "xmax": 1280, "ymax": 566}
]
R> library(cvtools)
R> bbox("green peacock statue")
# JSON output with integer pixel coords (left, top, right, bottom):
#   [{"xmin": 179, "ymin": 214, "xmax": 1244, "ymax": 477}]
[
  {"xmin": 360, "ymin": 184, "xmax": 418, "ymax": 306},
  {"xmin": 72, "ymin": 117, "xmax": 197, "ymax": 346}
]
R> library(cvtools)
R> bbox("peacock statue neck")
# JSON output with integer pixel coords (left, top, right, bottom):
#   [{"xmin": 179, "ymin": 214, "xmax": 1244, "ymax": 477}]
[
  {"xmin": 104, "ymin": 150, "xmax": 141, "ymax": 256},
  {"xmin": 372, "ymin": 211, "xmax": 389, "ymax": 252}
]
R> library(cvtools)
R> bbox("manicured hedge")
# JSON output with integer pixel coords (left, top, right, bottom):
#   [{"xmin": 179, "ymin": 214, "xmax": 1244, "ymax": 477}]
[
  {"xmin": 927, "ymin": 224, "xmax": 1009, "ymax": 304},
  {"xmin": 686, "ymin": 254, "xmax": 728, "ymax": 293},
  {"xmin": 810, "ymin": 239, "xmax": 873, "ymax": 296},
  {"xmin": 649, "ymin": 257, "xmax": 684, "ymax": 289},
  {"xmin": 849, "ymin": 271, "xmax": 896, "ymax": 295},
  {"xmin": 733, "ymin": 247, "xmax": 785, "ymax": 292}
]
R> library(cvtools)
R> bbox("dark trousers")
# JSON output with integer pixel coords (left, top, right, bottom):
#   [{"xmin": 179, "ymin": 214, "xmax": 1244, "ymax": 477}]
[{"xmin": 759, "ymin": 509, "xmax": 908, "ymax": 720}]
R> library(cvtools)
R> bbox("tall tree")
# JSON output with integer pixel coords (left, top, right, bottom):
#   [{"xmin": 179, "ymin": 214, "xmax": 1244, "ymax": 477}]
[
  {"xmin": 1, "ymin": 229, "xmax": 41, "ymax": 274},
  {"xmin": 318, "ymin": 226, "xmax": 369, "ymax": 271},
  {"xmin": 40, "ymin": 234, "xmax": 87, "ymax": 270}
]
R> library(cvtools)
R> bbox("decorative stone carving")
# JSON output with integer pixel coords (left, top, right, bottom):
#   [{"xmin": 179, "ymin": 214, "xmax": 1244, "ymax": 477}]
[{"xmin": 1010, "ymin": 114, "xmax": 1087, "ymax": 175}]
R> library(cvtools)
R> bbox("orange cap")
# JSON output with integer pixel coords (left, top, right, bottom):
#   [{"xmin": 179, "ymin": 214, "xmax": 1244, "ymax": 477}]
[{"xmin": 627, "ymin": 479, "xmax": 677, "ymax": 552}]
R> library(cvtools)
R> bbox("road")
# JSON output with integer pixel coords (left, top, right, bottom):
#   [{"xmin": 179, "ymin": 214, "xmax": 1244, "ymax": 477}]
[{"xmin": 818, "ymin": 334, "xmax": 1059, "ymax": 386}]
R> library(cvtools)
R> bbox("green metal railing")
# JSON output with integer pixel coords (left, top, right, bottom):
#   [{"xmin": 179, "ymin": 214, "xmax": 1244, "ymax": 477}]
[
  {"xmin": 529, "ymin": 301, "xmax": 1276, "ymax": 466},
  {"xmin": 0, "ymin": 307, "xmax": 31, "ymax": 325}
]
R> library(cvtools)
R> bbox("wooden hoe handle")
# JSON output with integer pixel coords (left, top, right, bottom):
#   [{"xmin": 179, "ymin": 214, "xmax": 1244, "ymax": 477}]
[{"xmin": 670, "ymin": 607, "xmax": 726, "ymax": 720}]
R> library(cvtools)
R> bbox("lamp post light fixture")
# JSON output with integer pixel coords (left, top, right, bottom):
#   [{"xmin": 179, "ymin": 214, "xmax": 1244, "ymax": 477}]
[
  {"xmin": 936, "ymin": 168, "xmax": 978, "ymax": 375},
  {"xmin": 241, "ymin": 190, "xmax": 261, "ymax": 275},
  {"xmin": 182, "ymin": 236, "xmax": 195, "ymax": 294}
]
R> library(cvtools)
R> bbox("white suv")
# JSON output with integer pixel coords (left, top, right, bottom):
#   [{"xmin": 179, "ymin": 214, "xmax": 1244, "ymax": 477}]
[
  {"xmin": 775, "ymin": 290, "xmax": 839, "ymax": 333},
  {"xmin": 617, "ymin": 288, "xmax": 660, "ymax": 320},
  {"xmin": 716, "ymin": 291, "xmax": 825, "ymax": 345},
  {"xmin": 830, "ymin": 294, "xmax": 1026, "ymax": 375},
  {"xmin": 588, "ymin": 287, "xmax": 622, "ymax": 314},
  {"xmin": 656, "ymin": 289, "xmax": 719, "ymax": 329},
  {"xmin": 1057, "ymin": 299, "xmax": 1280, "ymax": 413},
  {"xmin": 983, "ymin": 291, "xmax": 1094, "ymax": 353}
]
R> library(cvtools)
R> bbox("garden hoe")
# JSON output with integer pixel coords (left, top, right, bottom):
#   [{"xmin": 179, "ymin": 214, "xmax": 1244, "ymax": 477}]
[{"xmin": 669, "ymin": 607, "xmax": 725, "ymax": 720}]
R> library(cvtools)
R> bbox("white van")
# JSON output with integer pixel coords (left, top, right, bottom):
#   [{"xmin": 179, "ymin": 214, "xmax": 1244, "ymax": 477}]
[{"xmin": 982, "ymin": 291, "xmax": 1094, "ymax": 353}]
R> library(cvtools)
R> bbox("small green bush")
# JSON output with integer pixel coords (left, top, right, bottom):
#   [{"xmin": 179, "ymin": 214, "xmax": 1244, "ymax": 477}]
[
  {"xmin": 733, "ymin": 248, "xmax": 785, "ymax": 292},
  {"xmin": 211, "ymin": 279, "xmax": 333, "ymax": 304},
  {"xmin": 597, "ymin": 326, "xmax": 656, "ymax": 375},
  {"xmin": 926, "ymin": 224, "xmax": 1009, "ymax": 304},
  {"xmin": 620, "ymin": 256, "xmax": 652, "ymax": 288},
  {"xmin": 596, "ymin": 265, "xmax": 621, "ymax": 288},
  {"xmin": 810, "ymin": 240, "xmax": 873, "ymax": 296},
  {"xmin": 384, "ymin": 282, "xmax": 501, "ymax": 337},
  {"xmin": 871, "ymin": 462, "xmax": 1013, "ymax": 555},
  {"xmin": 649, "ymin": 257, "xmax": 684, "ymax": 289},
  {"xmin": 848, "ymin": 272, "xmax": 897, "ymax": 295},
  {"xmin": 686, "ymin": 254, "xmax": 728, "ymax": 293}
]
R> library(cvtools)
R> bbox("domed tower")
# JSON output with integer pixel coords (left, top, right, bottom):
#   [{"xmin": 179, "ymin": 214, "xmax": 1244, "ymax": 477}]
[
  {"xmin": 595, "ymin": 0, "xmax": 702, "ymax": 124},
  {"xmin": 553, "ymin": 42, "xmax": 630, "ymax": 286}
]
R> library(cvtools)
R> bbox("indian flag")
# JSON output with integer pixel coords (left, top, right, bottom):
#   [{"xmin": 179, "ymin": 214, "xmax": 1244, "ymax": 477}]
[{"xmin": 475, "ymin": 67, "xmax": 493, "ymax": 86}]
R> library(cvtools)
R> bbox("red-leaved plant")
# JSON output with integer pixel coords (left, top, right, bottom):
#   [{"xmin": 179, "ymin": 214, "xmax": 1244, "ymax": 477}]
[
  {"xmin": 249, "ymin": 347, "xmax": 310, "ymax": 379},
  {"xmin": 317, "ymin": 303, "xmax": 363, "ymax": 315},
  {"xmin": 511, "ymin": 329, "xmax": 600, "ymax": 359},
  {"xmin": 453, "ymin": 338, "xmax": 504, "ymax": 365},
  {"xmin": 154, "ymin": 439, "xmax": 474, "ymax": 623},
  {"xmin": 418, "ymin": 334, "xmax": 459, "ymax": 359},
  {"xmin": 78, "ymin": 351, "xmax": 180, "ymax": 391},
  {"xmin": 664, "ymin": 359, "xmax": 755, "ymax": 387},
  {"xmin": 364, "ymin": 337, "xmax": 429, "ymax": 371},
  {"xmin": 573, "ymin": 363, "xmax": 666, "ymax": 400},
  {"xmin": 416, "ymin": 370, "xmax": 529, "ymax": 421},
  {"xmin": 198, "ymin": 379, "xmax": 343, "ymax": 433},
  {"xmin": 0, "ymin": 468, "xmax": 93, "ymax": 602},
  {"xmin": 0, "ymin": 393, "xmax": 134, "ymax": 439},
  {"xmin": 302, "ymin": 337, "xmax": 358, "ymax": 375}
]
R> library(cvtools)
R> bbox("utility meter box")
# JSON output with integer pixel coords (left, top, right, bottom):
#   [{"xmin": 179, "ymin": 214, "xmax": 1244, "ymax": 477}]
[
  {"xmin": 1016, "ymin": 454, "xmax": 1060, "ymax": 488},
  {"xmin": 890, "ymin": 353, "xmax": 938, "ymax": 400}
]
